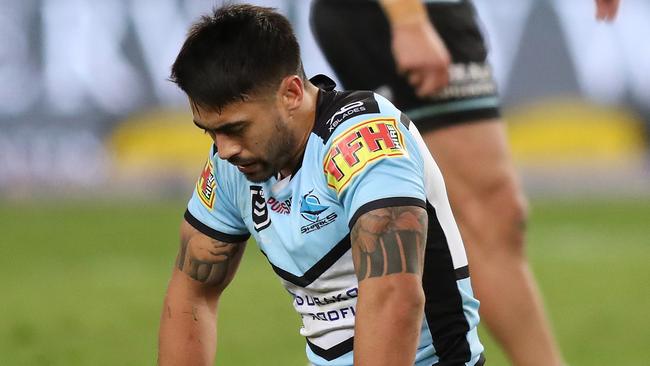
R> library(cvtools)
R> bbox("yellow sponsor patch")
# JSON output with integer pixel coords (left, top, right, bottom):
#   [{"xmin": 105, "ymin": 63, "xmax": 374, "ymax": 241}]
[
  {"xmin": 196, "ymin": 158, "xmax": 216, "ymax": 209},
  {"xmin": 324, "ymin": 118, "xmax": 407, "ymax": 194}
]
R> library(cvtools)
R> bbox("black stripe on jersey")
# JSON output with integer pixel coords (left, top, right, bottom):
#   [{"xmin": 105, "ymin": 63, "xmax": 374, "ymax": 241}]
[
  {"xmin": 264, "ymin": 234, "xmax": 351, "ymax": 287},
  {"xmin": 400, "ymin": 112, "xmax": 412, "ymax": 128},
  {"xmin": 455, "ymin": 265, "xmax": 470, "ymax": 280},
  {"xmin": 307, "ymin": 337, "xmax": 354, "ymax": 361},
  {"xmin": 433, "ymin": 353, "xmax": 486, "ymax": 366},
  {"xmin": 184, "ymin": 210, "xmax": 250, "ymax": 243},
  {"xmin": 422, "ymin": 202, "xmax": 472, "ymax": 365},
  {"xmin": 348, "ymin": 197, "xmax": 427, "ymax": 229}
]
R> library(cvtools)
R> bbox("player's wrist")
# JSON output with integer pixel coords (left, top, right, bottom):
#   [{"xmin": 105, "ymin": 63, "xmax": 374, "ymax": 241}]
[{"xmin": 380, "ymin": 0, "xmax": 429, "ymax": 28}]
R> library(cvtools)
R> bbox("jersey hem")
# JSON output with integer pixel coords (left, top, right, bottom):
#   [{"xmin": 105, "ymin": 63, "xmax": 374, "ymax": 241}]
[
  {"xmin": 184, "ymin": 209, "xmax": 250, "ymax": 243},
  {"xmin": 348, "ymin": 197, "xmax": 426, "ymax": 229}
]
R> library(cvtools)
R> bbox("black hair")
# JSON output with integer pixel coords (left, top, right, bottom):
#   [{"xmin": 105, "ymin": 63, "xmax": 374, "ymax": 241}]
[{"xmin": 170, "ymin": 4, "xmax": 304, "ymax": 112}]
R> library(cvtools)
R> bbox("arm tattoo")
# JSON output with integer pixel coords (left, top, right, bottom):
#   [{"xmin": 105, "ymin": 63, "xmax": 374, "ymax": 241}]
[
  {"xmin": 176, "ymin": 235, "xmax": 241, "ymax": 286},
  {"xmin": 351, "ymin": 206, "xmax": 427, "ymax": 281}
]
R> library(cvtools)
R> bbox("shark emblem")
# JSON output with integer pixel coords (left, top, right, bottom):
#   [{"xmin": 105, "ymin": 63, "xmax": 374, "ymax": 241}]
[{"xmin": 300, "ymin": 191, "xmax": 329, "ymax": 223}]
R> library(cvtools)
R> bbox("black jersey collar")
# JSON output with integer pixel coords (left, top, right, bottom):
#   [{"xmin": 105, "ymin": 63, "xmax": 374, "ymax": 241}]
[
  {"xmin": 311, "ymin": 74, "xmax": 340, "ymax": 136},
  {"xmin": 310, "ymin": 74, "xmax": 337, "ymax": 91}
]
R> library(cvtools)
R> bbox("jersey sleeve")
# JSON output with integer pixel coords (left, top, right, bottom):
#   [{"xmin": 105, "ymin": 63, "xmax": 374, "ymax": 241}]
[
  {"xmin": 322, "ymin": 95, "xmax": 427, "ymax": 228},
  {"xmin": 185, "ymin": 146, "xmax": 250, "ymax": 243}
]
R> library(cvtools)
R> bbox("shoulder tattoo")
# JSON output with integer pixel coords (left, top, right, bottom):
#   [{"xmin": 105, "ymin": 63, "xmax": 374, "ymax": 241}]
[{"xmin": 176, "ymin": 235, "xmax": 241, "ymax": 287}]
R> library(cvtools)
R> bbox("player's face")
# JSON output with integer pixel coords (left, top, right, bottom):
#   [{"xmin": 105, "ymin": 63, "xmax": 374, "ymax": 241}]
[{"xmin": 190, "ymin": 97, "xmax": 297, "ymax": 183}]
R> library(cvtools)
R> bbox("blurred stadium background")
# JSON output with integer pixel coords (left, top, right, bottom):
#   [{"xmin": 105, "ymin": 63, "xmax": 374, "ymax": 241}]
[{"xmin": 1, "ymin": 0, "xmax": 648, "ymax": 365}]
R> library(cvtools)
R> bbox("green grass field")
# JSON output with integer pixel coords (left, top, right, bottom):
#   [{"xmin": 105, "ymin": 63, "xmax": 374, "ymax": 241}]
[{"xmin": 1, "ymin": 198, "xmax": 649, "ymax": 365}]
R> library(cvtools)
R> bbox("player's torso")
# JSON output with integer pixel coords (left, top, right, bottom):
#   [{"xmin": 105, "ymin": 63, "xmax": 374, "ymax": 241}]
[
  {"xmin": 244, "ymin": 157, "xmax": 346, "ymax": 276},
  {"xmin": 210, "ymin": 79, "xmax": 470, "ymax": 365},
  {"xmin": 225, "ymin": 136, "xmax": 359, "ymax": 362}
]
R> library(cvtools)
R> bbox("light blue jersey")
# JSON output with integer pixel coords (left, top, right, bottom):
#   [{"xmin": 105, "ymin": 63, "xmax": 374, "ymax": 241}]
[{"xmin": 185, "ymin": 75, "xmax": 485, "ymax": 366}]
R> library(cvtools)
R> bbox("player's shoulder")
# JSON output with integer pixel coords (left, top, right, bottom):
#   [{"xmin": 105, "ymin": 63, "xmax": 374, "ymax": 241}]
[
  {"xmin": 308, "ymin": 75, "xmax": 419, "ymax": 195},
  {"xmin": 194, "ymin": 143, "xmax": 243, "ymax": 209},
  {"xmin": 310, "ymin": 75, "xmax": 410, "ymax": 145}
]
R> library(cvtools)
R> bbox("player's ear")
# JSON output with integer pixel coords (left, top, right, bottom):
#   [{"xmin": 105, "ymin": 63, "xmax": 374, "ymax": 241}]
[{"xmin": 277, "ymin": 75, "xmax": 304, "ymax": 112}]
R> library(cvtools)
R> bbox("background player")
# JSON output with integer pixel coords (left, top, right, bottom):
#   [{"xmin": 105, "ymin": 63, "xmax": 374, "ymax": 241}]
[{"xmin": 311, "ymin": 0, "xmax": 621, "ymax": 365}]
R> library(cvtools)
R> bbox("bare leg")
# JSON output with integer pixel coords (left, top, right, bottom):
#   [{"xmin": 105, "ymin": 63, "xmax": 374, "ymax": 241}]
[{"xmin": 422, "ymin": 119, "xmax": 563, "ymax": 366}]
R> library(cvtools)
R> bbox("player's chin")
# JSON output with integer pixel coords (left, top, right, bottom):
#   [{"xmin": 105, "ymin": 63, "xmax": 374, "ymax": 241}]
[{"xmin": 243, "ymin": 165, "xmax": 274, "ymax": 183}]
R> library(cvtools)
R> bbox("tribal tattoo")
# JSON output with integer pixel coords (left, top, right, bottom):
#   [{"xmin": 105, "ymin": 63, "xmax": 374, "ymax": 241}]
[
  {"xmin": 351, "ymin": 206, "xmax": 427, "ymax": 281},
  {"xmin": 176, "ymin": 234, "xmax": 241, "ymax": 287}
]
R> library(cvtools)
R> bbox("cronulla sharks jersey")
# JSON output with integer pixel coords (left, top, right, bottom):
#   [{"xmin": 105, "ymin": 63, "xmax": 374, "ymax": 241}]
[{"xmin": 185, "ymin": 75, "xmax": 485, "ymax": 366}]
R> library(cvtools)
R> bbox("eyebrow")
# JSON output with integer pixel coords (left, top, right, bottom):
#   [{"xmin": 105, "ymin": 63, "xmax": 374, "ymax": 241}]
[{"xmin": 193, "ymin": 119, "xmax": 246, "ymax": 134}]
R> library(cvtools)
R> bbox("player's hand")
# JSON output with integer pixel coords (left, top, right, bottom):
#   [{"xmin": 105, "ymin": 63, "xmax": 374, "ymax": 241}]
[
  {"xmin": 391, "ymin": 20, "xmax": 450, "ymax": 98},
  {"xmin": 595, "ymin": 0, "xmax": 620, "ymax": 21}
]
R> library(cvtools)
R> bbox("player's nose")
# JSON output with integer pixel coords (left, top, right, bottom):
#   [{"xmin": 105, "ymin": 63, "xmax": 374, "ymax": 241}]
[{"xmin": 215, "ymin": 136, "xmax": 242, "ymax": 161}]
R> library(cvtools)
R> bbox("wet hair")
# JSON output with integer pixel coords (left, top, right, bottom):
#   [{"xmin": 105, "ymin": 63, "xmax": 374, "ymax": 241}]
[{"xmin": 170, "ymin": 4, "xmax": 304, "ymax": 112}]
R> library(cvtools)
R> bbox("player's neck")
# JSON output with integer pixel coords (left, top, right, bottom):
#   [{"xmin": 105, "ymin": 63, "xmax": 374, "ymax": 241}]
[{"xmin": 278, "ymin": 82, "xmax": 319, "ymax": 179}]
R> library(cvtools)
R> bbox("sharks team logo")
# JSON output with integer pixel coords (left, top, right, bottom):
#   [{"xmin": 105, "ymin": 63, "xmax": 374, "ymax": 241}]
[
  {"xmin": 300, "ymin": 191, "xmax": 329, "ymax": 222},
  {"xmin": 300, "ymin": 190, "xmax": 337, "ymax": 234}
]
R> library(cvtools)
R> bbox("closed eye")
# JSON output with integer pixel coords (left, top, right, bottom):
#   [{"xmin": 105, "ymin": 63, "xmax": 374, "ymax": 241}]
[
  {"xmin": 227, "ymin": 124, "xmax": 246, "ymax": 135},
  {"xmin": 218, "ymin": 122, "xmax": 248, "ymax": 136},
  {"xmin": 193, "ymin": 119, "xmax": 248, "ymax": 136}
]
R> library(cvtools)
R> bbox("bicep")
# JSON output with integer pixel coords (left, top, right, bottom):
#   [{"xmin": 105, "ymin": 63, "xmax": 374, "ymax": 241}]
[
  {"xmin": 175, "ymin": 219, "xmax": 247, "ymax": 292},
  {"xmin": 159, "ymin": 220, "xmax": 246, "ymax": 364},
  {"xmin": 350, "ymin": 205, "xmax": 427, "ymax": 282}
]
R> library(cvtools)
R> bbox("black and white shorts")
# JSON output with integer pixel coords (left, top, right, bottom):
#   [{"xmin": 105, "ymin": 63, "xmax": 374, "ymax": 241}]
[{"xmin": 311, "ymin": 0, "xmax": 500, "ymax": 131}]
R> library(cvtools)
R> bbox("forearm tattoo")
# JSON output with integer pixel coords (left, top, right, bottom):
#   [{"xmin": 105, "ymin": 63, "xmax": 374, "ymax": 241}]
[
  {"xmin": 351, "ymin": 206, "xmax": 427, "ymax": 281},
  {"xmin": 176, "ymin": 235, "xmax": 240, "ymax": 286}
]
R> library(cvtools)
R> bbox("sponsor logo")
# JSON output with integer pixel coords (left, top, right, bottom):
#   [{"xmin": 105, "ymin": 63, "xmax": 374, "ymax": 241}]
[
  {"xmin": 299, "ymin": 190, "xmax": 337, "ymax": 234},
  {"xmin": 196, "ymin": 158, "xmax": 216, "ymax": 209},
  {"xmin": 289, "ymin": 287, "xmax": 359, "ymax": 322},
  {"xmin": 250, "ymin": 185, "xmax": 271, "ymax": 231},
  {"xmin": 292, "ymin": 287, "xmax": 358, "ymax": 307},
  {"xmin": 326, "ymin": 99, "xmax": 379, "ymax": 132},
  {"xmin": 267, "ymin": 196, "xmax": 291, "ymax": 215},
  {"xmin": 323, "ymin": 118, "xmax": 407, "ymax": 194}
]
